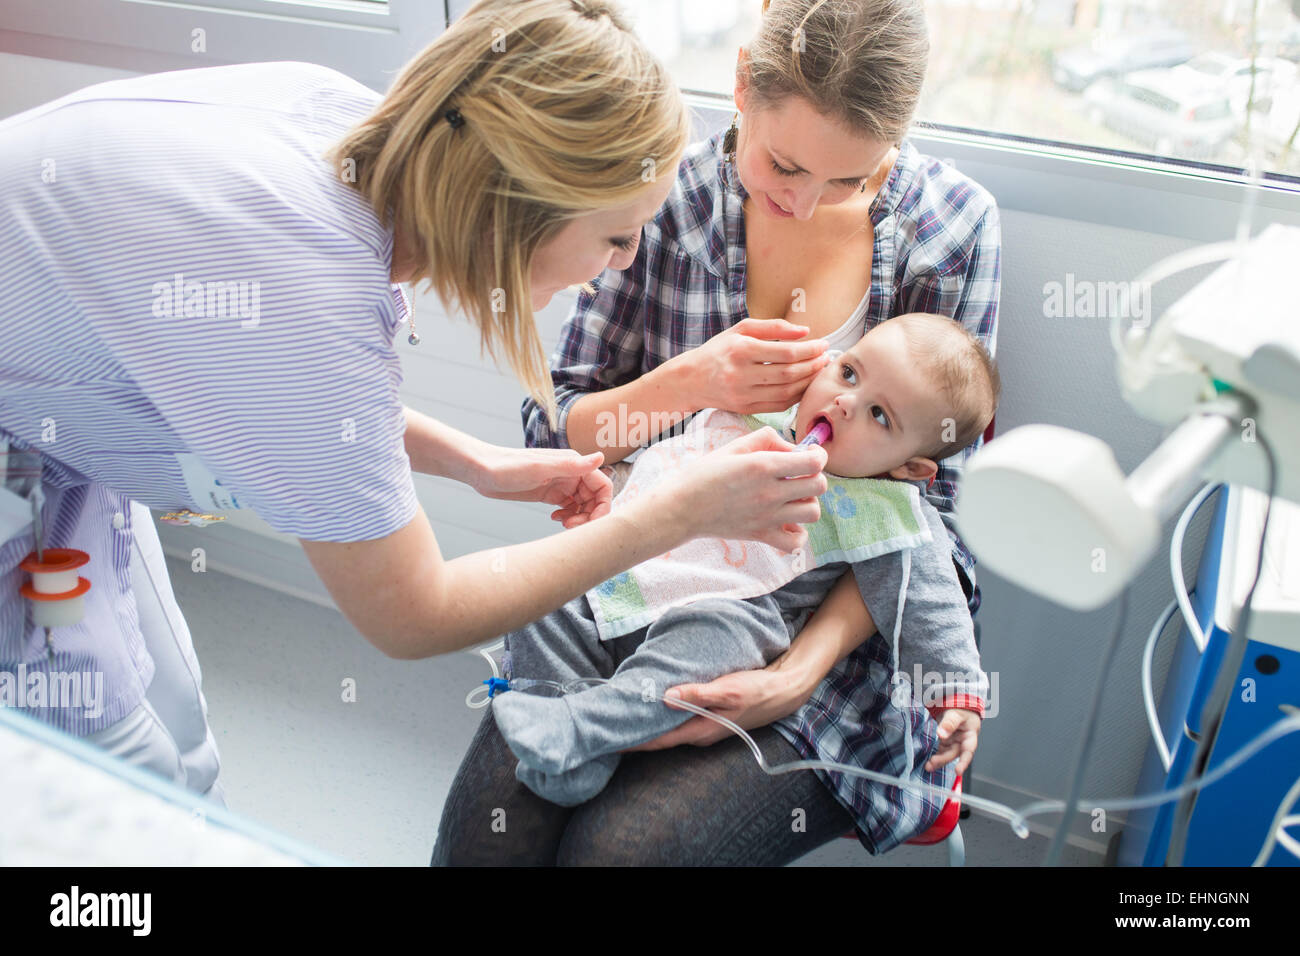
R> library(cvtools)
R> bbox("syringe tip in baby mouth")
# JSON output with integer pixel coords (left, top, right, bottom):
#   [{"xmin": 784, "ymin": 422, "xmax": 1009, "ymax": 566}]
[{"xmin": 799, "ymin": 417, "xmax": 833, "ymax": 447}]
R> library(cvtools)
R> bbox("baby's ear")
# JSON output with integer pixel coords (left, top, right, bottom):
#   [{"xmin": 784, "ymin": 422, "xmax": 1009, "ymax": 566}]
[{"xmin": 890, "ymin": 457, "xmax": 938, "ymax": 483}]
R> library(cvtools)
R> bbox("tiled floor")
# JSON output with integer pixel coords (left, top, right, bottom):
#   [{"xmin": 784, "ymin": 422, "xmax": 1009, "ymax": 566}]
[{"xmin": 170, "ymin": 556, "xmax": 1100, "ymax": 867}]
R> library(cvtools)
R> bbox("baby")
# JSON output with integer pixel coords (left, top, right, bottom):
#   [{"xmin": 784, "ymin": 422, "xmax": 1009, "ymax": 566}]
[{"xmin": 492, "ymin": 312, "xmax": 999, "ymax": 806}]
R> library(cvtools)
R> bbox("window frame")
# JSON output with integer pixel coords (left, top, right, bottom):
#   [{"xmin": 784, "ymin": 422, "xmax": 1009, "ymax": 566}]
[
  {"xmin": 0, "ymin": 0, "xmax": 449, "ymax": 91},
  {"xmin": 4, "ymin": 0, "xmax": 1298, "ymax": 237}
]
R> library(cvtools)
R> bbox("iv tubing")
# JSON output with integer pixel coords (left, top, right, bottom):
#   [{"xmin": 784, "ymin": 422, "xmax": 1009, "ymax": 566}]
[{"xmin": 488, "ymin": 674, "xmax": 1300, "ymax": 853}]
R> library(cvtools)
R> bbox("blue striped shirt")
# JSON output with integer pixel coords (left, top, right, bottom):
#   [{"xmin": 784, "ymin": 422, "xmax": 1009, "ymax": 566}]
[{"xmin": 1, "ymin": 62, "xmax": 418, "ymax": 733}]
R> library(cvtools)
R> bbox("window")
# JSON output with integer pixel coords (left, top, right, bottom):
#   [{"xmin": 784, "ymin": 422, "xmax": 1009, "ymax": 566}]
[{"xmin": 620, "ymin": 0, "xmax": 1300, "ymax": 179}]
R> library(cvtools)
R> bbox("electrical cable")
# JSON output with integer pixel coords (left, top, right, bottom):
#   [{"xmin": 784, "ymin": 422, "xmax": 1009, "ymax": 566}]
[
  {"xmin": 1254, "ymin": 774, "xmax": 1300, "ymax": 866},
  {"xmin": 1171, "ymin": 483, "xmax": 1222, "ymax": 653},
  {"xmin": 478, "ymin": 675, "xmax": 1300, "ymax": 859},
  {"xmin": 1143, "ymin": 597, "xmax": 1179, "ymax": 772},
  {"xmin": 1141, "ymin": 484, "xmax": 1224, "ymax": 770},
  {"xmin": 1165, "ymin": 433, "xmax": 1275, "ymax": 865}
]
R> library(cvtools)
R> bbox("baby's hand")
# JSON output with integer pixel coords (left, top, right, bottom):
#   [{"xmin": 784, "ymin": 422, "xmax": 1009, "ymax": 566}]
[{"xmin": 924, "ymin": 708, "xmax": 981, "ymax": 775}]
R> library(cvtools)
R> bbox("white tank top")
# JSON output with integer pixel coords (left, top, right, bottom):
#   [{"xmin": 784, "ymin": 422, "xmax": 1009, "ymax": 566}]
[{"xmin": 820, "ymin": 286, "xmax": 871, "ymax": 354}]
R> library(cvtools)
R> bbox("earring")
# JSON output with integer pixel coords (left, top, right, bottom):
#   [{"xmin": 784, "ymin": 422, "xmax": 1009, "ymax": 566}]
[{"xmin": 722, "ymin": 111, "xmax": 738, "ymax": 163}]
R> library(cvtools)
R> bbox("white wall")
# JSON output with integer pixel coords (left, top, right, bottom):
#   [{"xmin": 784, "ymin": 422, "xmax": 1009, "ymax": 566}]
[{"xmin": 0, "ymin": 51, "xmax": 136, "ymax": 109}]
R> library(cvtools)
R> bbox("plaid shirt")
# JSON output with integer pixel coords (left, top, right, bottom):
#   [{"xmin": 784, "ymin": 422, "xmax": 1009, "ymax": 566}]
[{"xmin": 521, "ymin": 130, "xmax": 1001, "ymax": 853}]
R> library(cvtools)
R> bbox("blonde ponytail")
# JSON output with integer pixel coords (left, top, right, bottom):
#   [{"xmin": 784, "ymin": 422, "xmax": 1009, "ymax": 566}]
[{"xmin": 330, "ymin": 0, "xmax": 690, "ymax": 429}]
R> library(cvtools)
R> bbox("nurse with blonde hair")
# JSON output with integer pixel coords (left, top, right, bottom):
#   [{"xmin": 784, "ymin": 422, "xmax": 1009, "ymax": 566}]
[{"xmin": 0, "ymin": 0, "xmax": 826, "ymax": 801}]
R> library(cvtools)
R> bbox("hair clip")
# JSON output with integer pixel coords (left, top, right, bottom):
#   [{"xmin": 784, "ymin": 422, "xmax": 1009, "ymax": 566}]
[{"xmin": 444, "ymin": 108, "xmax": 465, "ymax": 130}]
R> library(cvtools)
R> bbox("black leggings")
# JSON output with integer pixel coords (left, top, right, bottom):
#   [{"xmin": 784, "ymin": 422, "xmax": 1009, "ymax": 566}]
[{"xmin": 431, "ymin": 708, "xmax": 856, "ymax": 866}]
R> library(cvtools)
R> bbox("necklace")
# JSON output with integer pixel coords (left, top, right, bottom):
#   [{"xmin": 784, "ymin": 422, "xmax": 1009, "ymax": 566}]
[{"xmin": 404, "ymin": 284, "xmax": 420, "ymax": 345}]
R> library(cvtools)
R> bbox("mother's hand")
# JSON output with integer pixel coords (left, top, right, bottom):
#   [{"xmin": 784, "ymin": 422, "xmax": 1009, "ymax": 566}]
[
  {"xmin": 625, "ymin": 649, "xmax": 809, "ymax": 750},
  {"xmin": 471, "ymin": 444, "xmax": 612, "ymax": 529},
  {"xmin": 628, "ymin": 567, "xmax": 872, "ymax": 751},
  {"xmin": 669, "ymin": 318, "xmax": 831, "ymax": 415}
]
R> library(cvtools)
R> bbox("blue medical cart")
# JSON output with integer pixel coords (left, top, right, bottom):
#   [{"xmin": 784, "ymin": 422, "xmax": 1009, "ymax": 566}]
[{"xmin": 1117, "ymin": 485, "xmax": 1300, "ymax": 866}]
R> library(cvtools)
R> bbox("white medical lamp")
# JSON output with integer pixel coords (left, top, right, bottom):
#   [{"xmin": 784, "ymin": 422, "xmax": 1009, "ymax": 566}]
[{"xmin": 957, "ymin": 224, "xmax": 1300, "ymax": 610}]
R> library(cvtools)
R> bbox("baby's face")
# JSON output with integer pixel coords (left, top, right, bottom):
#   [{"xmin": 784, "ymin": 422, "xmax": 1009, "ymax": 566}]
[{"xmin": 794, "ymin": 321, "xmax": 947, "ymax": 480}]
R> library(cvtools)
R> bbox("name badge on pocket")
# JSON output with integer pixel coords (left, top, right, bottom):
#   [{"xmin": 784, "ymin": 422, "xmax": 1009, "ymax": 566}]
[
  {"xmin": 0, "ymin": 485, "xmax": 33, "ymax": 542},
  {"xmin": 176, "ymin": 453, "xmax": 243, "ymax": 511},
  {"xmin": 0, "ymin": 444, "xmax": 41, "ymax": 543}
]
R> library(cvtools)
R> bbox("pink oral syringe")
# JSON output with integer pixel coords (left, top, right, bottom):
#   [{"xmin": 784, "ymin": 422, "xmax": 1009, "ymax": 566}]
[
  {"xmin": 782, "ymin": 417, "xmax": 831, "ymax": 482},
  {"xmin": 799, "ymin": 417, "xmax": 832, "ymax": 447}
]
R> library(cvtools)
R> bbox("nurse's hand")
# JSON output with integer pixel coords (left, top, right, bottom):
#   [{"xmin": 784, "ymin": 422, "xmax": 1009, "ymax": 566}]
[
  {"xmin": 470, "ymin": 444, "xmax": 612, "ymax": 528},
  {"xmin": 658, "ymin": 426, "xmax": 827, "ymax": 553}
]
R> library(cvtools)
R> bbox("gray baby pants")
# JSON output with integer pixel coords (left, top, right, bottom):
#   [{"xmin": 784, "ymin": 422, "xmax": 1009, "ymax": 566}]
[{"xmin": 492, "ymin": 593, "xmax": 790, "ymax": 806}]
